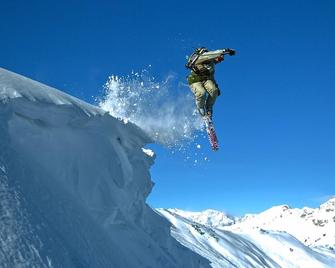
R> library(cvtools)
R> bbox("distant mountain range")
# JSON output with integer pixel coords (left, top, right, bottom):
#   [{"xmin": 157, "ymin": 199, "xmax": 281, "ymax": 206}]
[{"xmin": 157, "ymin": 198, "xmax": 335, "ymax": 267}]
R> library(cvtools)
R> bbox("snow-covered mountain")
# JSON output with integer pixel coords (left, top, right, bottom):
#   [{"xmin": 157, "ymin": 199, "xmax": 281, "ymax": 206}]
[
  {"xmin": 166, "ymin": 209, "xmax": 236, "ymax": 228},
  {"xmin": 0, "ymin": 68, "xmax": 210, "ymax": 268},
  {"xmin": 226, "ymin": 198, "xmax": 335, "ymax": 249},
  {"xmin": 157, "ymin": 199, "xmax": 335, "ymax": 267}
]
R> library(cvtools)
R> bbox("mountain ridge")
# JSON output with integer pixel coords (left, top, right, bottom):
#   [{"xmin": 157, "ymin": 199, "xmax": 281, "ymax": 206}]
[{"xmin": 157, "ymin": 197, "xmax": 335, "ymax": 267}]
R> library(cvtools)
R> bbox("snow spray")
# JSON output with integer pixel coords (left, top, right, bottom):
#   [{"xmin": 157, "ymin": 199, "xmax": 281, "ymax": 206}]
[{"xmin": 98, "ymin": 69, "xmax": 204, "ymax": 147}]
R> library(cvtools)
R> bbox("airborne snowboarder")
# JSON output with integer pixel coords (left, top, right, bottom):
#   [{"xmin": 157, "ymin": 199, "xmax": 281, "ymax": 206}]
[
  {"xmin": 186, "ymin": 47, "xmax": 236, "ymax": 119},
  {"xmin": 186, "ymin": 47, "xmax": 236, "ymax": 150}
]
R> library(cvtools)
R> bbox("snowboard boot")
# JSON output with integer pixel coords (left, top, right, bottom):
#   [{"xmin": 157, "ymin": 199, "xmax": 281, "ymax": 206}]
[{"xmin": 198, "ymin": 108, "xmax": 206, "ymax": 117}]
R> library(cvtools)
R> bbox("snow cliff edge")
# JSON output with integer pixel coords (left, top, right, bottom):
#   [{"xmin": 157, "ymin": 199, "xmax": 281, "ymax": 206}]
[{"xmin": 0, "ymin": 68, "xmax": 209, "ymax": 268}]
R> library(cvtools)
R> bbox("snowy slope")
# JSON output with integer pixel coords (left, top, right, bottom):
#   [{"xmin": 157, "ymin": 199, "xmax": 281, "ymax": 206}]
[
  {"xmin": 0, "ymin": 68, "xmax": 210, "ymax": 268},
  {"xmin": 157, "ymin": 201, "xmax": 335, "ymax": 268}
]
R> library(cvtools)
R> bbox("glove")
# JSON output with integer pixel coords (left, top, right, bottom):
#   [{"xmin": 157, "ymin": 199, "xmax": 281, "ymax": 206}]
[{"xmin": 228, "ymin": 49, "xmax": 236, "ymax": 56}]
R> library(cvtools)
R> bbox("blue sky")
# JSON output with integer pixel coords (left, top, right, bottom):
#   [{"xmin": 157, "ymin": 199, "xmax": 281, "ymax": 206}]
[{"xmin": 1, "ymin": 0, "xmax": 335, "ymax": 215}]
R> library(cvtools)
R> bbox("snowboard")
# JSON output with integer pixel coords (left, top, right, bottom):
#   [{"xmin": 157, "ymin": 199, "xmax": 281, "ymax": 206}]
[{"xmin": 203, "ymin": 116, "xmax": 219, "ymax": 151}]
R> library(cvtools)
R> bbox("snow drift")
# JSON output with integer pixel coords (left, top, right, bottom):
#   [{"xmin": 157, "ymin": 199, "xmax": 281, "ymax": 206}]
[{"xmin": 0, "ymin": 68, "xmax": 210, "ymax": 268}]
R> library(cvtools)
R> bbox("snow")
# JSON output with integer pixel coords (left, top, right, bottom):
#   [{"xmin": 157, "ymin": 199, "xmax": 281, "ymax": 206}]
[
  {"xmin": 157, "ymin": 200, "xmax": 335, "ymax": 267},
  {"xmin": 142, "ymin": 148, "xmax": 155, "ymax": 158},
  {"xmin": 0, "ymin": 68, "xmax": 210, "ymax": 268},
  {"xmin": 0, "ymin": 68, "xmax": 103, "ymax": 116},
  {"xmin": 226, "ymin": 199, "xmax": 335, "ymax": 249},
  {"xmin": 167, "ymin": 208, "xmax": 236, "ymax": 228},
  {"xmin": 2, "ymin": 67, "xmax": 334, "ymax": 268},
  {"xmin": 98, "ymin": 71, "xmax": 203, "ymax": 147}
]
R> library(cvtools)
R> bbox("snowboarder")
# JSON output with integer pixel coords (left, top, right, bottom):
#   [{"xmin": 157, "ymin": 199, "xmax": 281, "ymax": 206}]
[
  {"xmin": 186, "ymin": 47, "xmax": 236, "ymax": 119},
  {"xmin": 186, "ymin": 47, "xmax": 236, "ymax": 151}
]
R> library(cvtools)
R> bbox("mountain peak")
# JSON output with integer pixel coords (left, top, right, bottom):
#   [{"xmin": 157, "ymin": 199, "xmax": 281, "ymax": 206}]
[
  {"xmin": 159, "ymin": 205, "xmax": 335, "ymax": 268},
  {"xmin": 320, "ymin": 197, "xmax": 335, "ymax": 211}
]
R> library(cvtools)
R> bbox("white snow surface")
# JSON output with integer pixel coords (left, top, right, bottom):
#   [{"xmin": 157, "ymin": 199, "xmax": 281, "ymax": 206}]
[
  {"xmin": 0, "ymin": 68, "xmax": 103, "ymax": 116},
  {"xmin": 226, "ymin": 199, "xmax": 335, "ymax": 249},
  {"xmin": 0, "ymin": 68, "xmax": 210, "ymax": 268},
  {"xmin": 157, "ymin": 200, "xmax": 335, "ymax": 268},
  {"xmin": 167, "ymin": 208, "xmax": 236, "ymax": 228}
]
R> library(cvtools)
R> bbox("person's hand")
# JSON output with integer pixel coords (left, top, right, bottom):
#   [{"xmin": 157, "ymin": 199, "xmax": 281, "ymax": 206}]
[{"xmin": 228, "ymin": 49, "xmax": 236, "ymax": 56}]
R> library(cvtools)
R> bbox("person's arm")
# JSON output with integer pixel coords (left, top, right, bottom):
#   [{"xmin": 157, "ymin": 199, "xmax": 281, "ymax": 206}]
[
  {"xmin": 196, "ymin": 49, "xmax": 225, "ymax": 64},
  {"xmin": 196, "ymin": 48, "xmax": 235, "ymax": 64}
]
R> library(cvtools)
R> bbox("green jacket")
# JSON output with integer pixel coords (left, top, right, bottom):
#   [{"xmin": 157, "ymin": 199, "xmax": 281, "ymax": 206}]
[{"xmin": 187, "ymin": 62, "xmax": 215, "ymax": 85}]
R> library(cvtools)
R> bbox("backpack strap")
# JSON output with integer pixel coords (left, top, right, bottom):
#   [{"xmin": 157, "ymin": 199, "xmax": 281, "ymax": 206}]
[{"xmin": 185, "ymin": 47, "xmax": 208, "ymax": 72}]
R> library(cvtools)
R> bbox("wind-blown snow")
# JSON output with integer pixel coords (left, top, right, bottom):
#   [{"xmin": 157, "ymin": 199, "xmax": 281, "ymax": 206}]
[
  {"xmin": 157, "ymin": 200, "xmax": 335, "ymax": 268},
  {"xmin": 98, "ymin": 70, "xmax": 204, "ymax": 147},
  {"xmin": 0, "ymin": 68, "xmax": 210, "ymax": 268}
]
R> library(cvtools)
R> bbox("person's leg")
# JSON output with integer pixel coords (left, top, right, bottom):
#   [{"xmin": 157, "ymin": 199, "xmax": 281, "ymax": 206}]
[
  {"xmin": 203, "ymin": 80, "xmax": 219, "ymax": 115},
  {"xmin": 190, "ymin": 82, "xmax": 206, "ymax": 116}
]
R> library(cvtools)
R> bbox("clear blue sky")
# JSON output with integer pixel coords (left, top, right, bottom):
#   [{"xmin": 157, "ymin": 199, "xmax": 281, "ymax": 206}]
[{"xmin": 1, "ymin": 0, "xmax": 335, "ymax": 215}]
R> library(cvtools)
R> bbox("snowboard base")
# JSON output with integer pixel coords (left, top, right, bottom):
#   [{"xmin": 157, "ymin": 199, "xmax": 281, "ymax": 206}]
[{"xmin": 203, "ymin": 116, "xmax": 219, "ymax": 151}]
